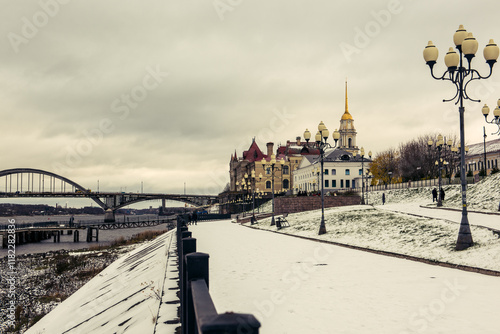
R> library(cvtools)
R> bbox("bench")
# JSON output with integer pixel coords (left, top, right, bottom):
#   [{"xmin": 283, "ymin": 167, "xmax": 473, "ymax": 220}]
[{"xmin": 276, "ymin": 213, "xmax": 289, "ymax": 229}]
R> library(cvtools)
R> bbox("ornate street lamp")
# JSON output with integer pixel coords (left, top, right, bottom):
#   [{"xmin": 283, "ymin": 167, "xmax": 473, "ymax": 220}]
[
  {"xmin": 428, "ymin": 134, "xmax": 444, "ymax": 207},
  {"xmin": 243, "ymin": 170, "xmax": 260, "ymax": 224},
  {"xmin": 481, "ymin": 100, "xmax": 500, "ymax": 135},
  {"xmin": 304, "ymin": 121, "xmax": 340, "ymax": 235},
  {"xmin": 423, "ymin": 25, "xmax": 499, "ymax": 250},
  {"xmin": 261, "ymin": 154, "xmax": 285, "ymax": 227},
  {"xmin": 360, "ymin": 148, "xmax": 372, "ymax": 204}
]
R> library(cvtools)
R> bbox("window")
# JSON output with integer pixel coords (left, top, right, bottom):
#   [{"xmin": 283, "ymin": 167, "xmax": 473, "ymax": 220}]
[
  {"xmin": 332, "ymin": 180, "xmax": 337, "ymax": 188},
  {"xmin": 332, "ymin": 169, "xmax": 336, "ymax": 175},
  {"xmin": 283, "ymin": 179, "xmax": 289, "ymax": 189},
  {"xmin": 346, "ymin": 180, "xmax": 350, "ymax": 188},
  {"xmin": 345, "ymin": 169, "xmax": 350, "ymax": 175},
  {"xmin": 348, "ymin": 138, "xmax": 352, "ymax": 148},
  {"xmin": 266, "ymin": 181, "xmax": 271, "ymax": 189},
  {"xmin": 266, "ymin": 167, "xmax": 271, "ymax": 175},
  {"xmin": 283, "ymin": 166, "xmax": 289, "ymax": 175},
  {"xmin": 351, "ymin": 180, "xmax": 355, "ymax": 188},
  {"xmin": 359, "ymin": 169, "xmax": 363, "ymax": 176},
  {"xmin": 340, "ymin": 180, "xmax": 344, "ymax": 188},
  {"xmin": 325, "ymin": 180, "xmax": 329, "ymax": 188},
  {"xmin": 324, "ymin": 169, "xmax": 329, "ymax": 175}
]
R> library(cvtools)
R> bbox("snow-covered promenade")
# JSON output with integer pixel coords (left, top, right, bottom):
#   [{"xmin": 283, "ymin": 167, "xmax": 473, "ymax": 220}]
[
  {"xmin": 190, "ymin": 219, "xmax": 500, "ymax": 334},
  {"xmin": 25, "ymin": 229, "xmax": 180, "ymax": 334},
  {"xmin": 23, "ymin": 203, "xmax": 500, "ymax": 334}
]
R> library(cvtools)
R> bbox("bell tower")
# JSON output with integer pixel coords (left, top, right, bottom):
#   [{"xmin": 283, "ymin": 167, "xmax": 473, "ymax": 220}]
[{"xmin": 338, "ymin": 80, "xmax": 358, "ymax": 155}]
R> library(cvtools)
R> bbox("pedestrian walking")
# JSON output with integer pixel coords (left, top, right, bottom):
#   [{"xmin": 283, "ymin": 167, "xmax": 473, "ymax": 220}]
[
  {"xmin": 440, "ymin": 188, "xmax": 445, "ymax": 202},
  {"xmin": 193, "ymin": 211, "xmax": 198, "ymax": 225},
  {"xmin": 432, "ymin": 188, "xmax": 437, "ymax": 202},
  {"xmin": 382, "ymin": 193, "xmax": 386, "ymax": 205}
]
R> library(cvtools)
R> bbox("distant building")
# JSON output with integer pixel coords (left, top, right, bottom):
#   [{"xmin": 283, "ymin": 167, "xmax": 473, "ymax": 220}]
[
  {"xmin": 465, "ymin": 137, "xmax": 500, "ymax": 176},
  {"xmin": 293, "ymin": 149, "xmax": 370, "ymax": 193}
]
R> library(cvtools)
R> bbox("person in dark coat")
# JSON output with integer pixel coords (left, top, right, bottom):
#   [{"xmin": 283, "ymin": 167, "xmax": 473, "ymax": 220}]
[
  {"xmin": 440, "ymin": 188, "xmax": 445, "ymax": 202},
  {"xmin": 382, "ymin": 193, "xmax": 386, "ymax": 205},
  {"xmin": 432, "ymin": 188, "xmax": 438, "ymax": 202}
]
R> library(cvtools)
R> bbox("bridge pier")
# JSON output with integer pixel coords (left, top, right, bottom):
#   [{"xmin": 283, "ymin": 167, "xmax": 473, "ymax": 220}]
[
  {"xmin": 159, "ymin": 198, "xmax": 166, "ymax": 216},
  {"xmin": 86, "ymin": 227, "xmax": 99, "ymax": 242},
  {"xmin": 74, "ymin": 230, "xmax": 80, "ymax": 242},
  {"xmin": 104, "ymin": 209, "xmax": 115, "ymax": 222},
  {"xmin": 53, "ymin": 231, "xmax": 60, "ymax": 243}
]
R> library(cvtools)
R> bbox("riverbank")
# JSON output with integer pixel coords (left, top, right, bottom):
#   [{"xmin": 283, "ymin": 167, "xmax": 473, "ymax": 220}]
[{"xmin": 0, "ymin": 228, "xmax": 169, "ymax": 333}]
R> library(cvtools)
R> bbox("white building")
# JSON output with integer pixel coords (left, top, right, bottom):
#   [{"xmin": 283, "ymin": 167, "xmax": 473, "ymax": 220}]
[
  {"xmin": 465, "ymin": 137, "xmax": 500, "ymax": 176},
  {"xmin": 293, "ymin": 148, "xmax": 371, "ymax": 193}
]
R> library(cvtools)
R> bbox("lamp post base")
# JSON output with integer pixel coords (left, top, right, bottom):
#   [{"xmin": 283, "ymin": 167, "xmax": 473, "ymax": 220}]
[
  {"xmin": 455, "ymin": 215, "xmax": 473, "ymax": 251},
  {"xmin": 318, "ymin": 218, "xmax": 327, "ymax": 235},
  {"xmin": 271, "ymin": 216, "xmax": 275, "ymax": 226}
]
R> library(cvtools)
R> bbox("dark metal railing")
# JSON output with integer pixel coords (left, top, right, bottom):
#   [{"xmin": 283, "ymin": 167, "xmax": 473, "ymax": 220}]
[
  {"xmin": 196, "ymin": 213, "xmax": 231, "ymax": 221},
  {"xmin": 176, "ymin": 215, "xmax": 260, "ymax": 334}
]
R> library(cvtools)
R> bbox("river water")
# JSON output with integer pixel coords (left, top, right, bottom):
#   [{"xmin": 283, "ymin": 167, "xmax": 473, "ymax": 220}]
[{"xmin": 0, "ymin": 214, "xmax": 174, "ymax": 257}]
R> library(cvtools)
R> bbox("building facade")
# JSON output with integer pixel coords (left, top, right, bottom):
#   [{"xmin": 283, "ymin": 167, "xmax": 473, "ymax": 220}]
[
  {"xmin": 465, "ymin": 137, "xmax": 500, "ymax": 176},
  {"xmin": 293, "ymin": 149, "xmax": 371, "ymax": 193},
  {"xmin": 229, "ymin": 140, "xmax": 293, "ymax": 196}
]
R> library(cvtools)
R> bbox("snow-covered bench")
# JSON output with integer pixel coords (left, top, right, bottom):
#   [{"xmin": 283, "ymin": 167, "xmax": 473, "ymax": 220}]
[{"xmin": 276, "ymin": 213, "xmax": 289, "ymax": 229}]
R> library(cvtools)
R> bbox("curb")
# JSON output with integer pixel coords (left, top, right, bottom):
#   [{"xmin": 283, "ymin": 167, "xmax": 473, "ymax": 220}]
[{"xmin": 420, "ymin": 204, "xmax": 500, "ymax": 216}]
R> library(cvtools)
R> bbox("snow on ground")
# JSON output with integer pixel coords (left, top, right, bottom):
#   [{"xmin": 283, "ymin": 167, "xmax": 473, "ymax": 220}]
[
  {"xmin": 369, "ymin": 172, "xmax": 500, "ymax": 213},
  {"xmin": 25, "ymin": 229, "xmax": 179, "ymax": 334},
  {"xmin": 246, "ymin": 205, "xmax": 500, "ymax": 272},
  {"xmin": 190, "ymin": 220, "xmax": 500, "ymax": 334}
]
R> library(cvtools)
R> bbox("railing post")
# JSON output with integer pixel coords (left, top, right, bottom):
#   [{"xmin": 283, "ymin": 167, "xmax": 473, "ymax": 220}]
[
  {"xmin": 185, "ymin": 252, "xmax": 209, "ymax": 334},
  {"xmin": 181, "ymin": 238, "xmax": 197, "ymax": 334}
]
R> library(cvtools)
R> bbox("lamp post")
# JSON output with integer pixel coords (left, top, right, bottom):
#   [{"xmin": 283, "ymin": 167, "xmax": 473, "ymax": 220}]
[
  {"xmin": 244, "ymin": 170, "xmax": 259, "ymax": 224},
  {"xmin": 304, "ymin": 121, "xmax": 340, "ymax": 235},
  {"xmin": 482, "ymin": 100, "xmax": 500, "ymax": 135},
  {"xmin": 483, "ymin": 126, "xmax": 487, "ymax": 177},
  {"xmin": 428, "ymin": 134, "xmax": 444, "ymax": 207},
  {"xmin": 365, "ymin": 172, "xmax": 373, "ymax": 205},
  {"xmin": 261, "ymin": 154, "xmax": 285, "ymax": 227},
  {"xmin": 423, "ymin": 25, "xmax": 499, "ymax": 250},
  {"xmin": 360, "ymin": 148, "xmax": 372, "ymax": 204}
]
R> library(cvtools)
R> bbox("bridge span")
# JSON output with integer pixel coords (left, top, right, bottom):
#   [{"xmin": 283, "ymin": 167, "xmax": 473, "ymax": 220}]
[{"xmin": 0, "ymin": 168, "xmax": 218, "ymax": 221}]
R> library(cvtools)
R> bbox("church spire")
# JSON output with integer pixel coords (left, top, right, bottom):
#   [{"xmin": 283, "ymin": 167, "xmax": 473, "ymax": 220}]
[
  {"xmin": 341, "ymin": 79, "xmax": 352, "ymax": 120},
  {"xmin": 345, "ymin": 79, "xmax": 348, "ymax": 113}
]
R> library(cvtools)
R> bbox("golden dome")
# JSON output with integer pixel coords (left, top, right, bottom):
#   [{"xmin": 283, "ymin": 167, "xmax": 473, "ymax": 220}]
[{"xmin": 341, "ymin": 111, "xmax": 353, "ymax": 120}]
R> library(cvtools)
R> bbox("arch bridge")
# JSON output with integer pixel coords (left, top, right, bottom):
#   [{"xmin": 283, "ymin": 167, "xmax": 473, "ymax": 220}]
[{"xmin": 0, "ymin": 168, "xmax": 218, "ymax": 221}]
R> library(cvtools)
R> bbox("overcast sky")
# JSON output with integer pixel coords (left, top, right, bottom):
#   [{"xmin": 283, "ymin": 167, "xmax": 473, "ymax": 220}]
[{"xmin": 1, "ymin": 0, "xmax": 500, "ymax": 197}]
